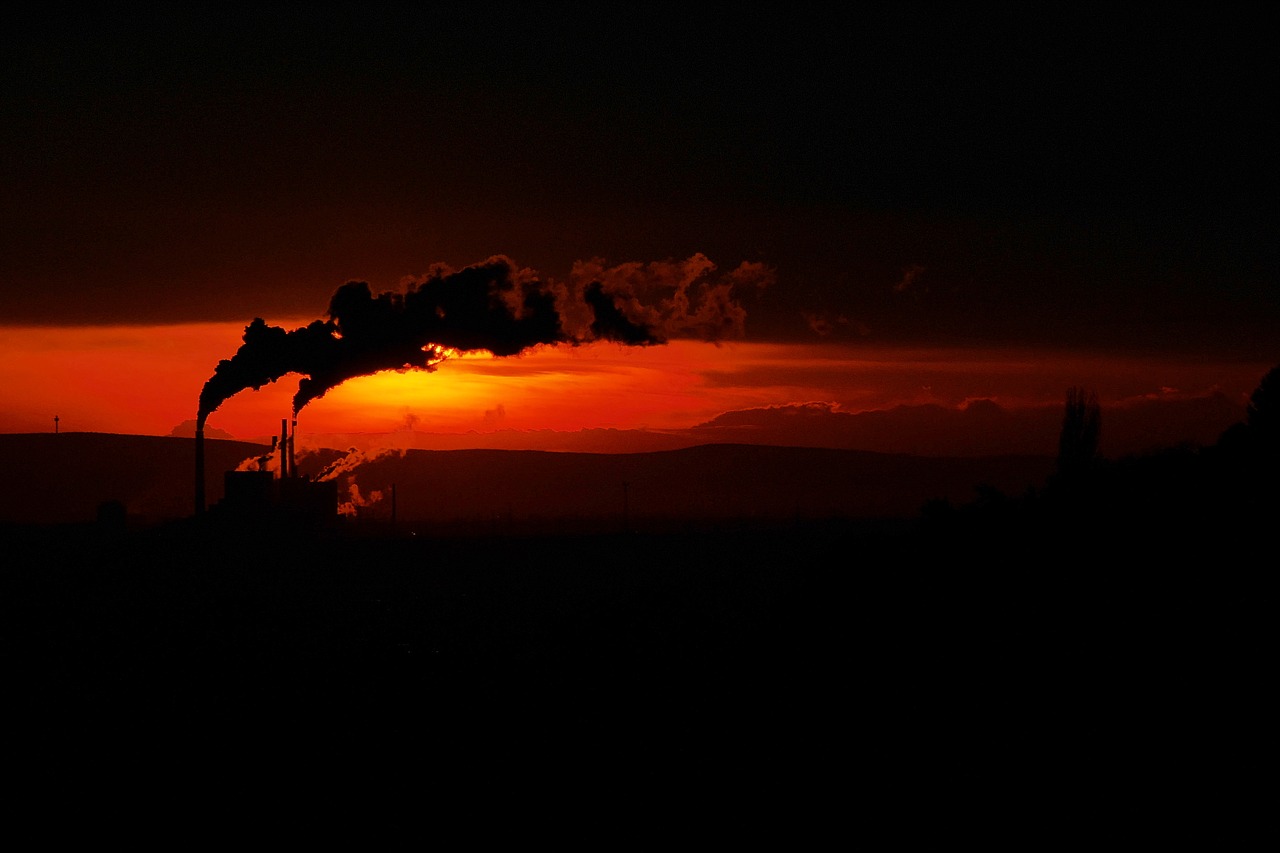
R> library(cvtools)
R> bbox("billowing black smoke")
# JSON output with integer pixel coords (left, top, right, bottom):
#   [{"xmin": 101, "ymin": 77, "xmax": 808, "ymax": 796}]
[
  {"xmin": 196, "ymin": 255, "xmax": 660, "ymax": 429},
  {"xmin": 192, "ymin": 253, "xmax": 772, "ymax": 514}
]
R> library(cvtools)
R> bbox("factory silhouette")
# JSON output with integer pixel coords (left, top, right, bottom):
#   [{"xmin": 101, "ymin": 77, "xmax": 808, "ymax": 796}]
[
  {"xmin": 191, "ymin": 254, "xmax": 770, "ymax": 518},
  {"xmin": 210, "ymin": 417, "xmax": 340, "ymax": 527}
]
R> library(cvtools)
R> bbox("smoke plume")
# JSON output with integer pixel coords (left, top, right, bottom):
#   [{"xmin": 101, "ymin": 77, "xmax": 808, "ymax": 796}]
[
  {"xmin": 195, "ymin": 254, "xmax": 760, "ymax": 429},
  {"xmin": 315, "ymin": 446, "xmax": 405, "ymax": 483}
]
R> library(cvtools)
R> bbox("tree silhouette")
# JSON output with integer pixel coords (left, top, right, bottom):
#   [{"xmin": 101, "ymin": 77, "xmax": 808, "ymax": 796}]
[
  {"xmin": 1246, "ymin": 364, "xmax": 1280, "ymax": 451},
  {"xmin": 1057, "ymin": 386, "xmax": 1101, "ymax": 477}
]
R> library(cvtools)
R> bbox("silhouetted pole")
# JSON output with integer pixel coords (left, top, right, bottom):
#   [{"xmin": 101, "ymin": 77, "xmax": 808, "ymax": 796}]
[
  {"xmin": 54, "ymin": 415, "xmax": 59, "ymax": 434},
  {"xmin": 195, "ymin": 423, "xmax": 206, "ymax": 515},
  {"xmin": 280, "ymin": 418, "xmax": 289, "ymax": 479}
]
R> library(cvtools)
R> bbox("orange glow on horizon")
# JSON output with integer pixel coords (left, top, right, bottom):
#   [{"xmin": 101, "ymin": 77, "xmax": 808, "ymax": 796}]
[{"xmin": 0, "ymin": 322, "xmax": 1271, "ymax": 447}]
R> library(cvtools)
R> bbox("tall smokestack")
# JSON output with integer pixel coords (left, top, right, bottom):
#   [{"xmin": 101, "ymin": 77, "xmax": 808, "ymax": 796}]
[
  {"xmin": 280, "ymin": 418, "xmax": 289, "ymax": 479},
  {"xmin": 291, "ymin": 417, "xmax": 298, "ymax": 481},
  {"xmin": 195, "ymin": 422, "xmax": 206, "ymax": 515}
]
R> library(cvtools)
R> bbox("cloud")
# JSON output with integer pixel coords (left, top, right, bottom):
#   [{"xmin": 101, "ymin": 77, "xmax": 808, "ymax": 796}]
[
  {"xmin": 894, "ymin": 263, "xmax": 926, "ymax": 294},
  {"xmin": 566, "ymin": 253, "xmax": 774, "ymax": 343},
  {"xmin": 692, "ymin": 400, "xmax": 1049, "ymax": 456},
  {"xmin": 483, "ymin": 404, "xmax": 507, "ymax": 427},
  {"xmin": 171, "ymin": 419, "xmax": 234, "ymax": 439},
  {"xmin": 802, "ymin": 311, "xmax": 853, "ymax": 337}
]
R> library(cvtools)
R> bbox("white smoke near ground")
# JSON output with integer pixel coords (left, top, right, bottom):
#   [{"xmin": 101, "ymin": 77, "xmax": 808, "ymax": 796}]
[
  {"xmin": 315, "ymin": 445, "xmax": 405, "ymax": 482},
  {"xmin": 337, "ymin": 483, "xmax": 385, "ymax": 518},
  {"xmin": 317, "ymin": 445, "xmax": 405, "ymax": 519},
  {"xmin": 234, "ymin": 440, "xmax": 325, "ymax": 474},
  {"xmin": 229, "ymin": 440, "xmax": 403, "ymax": 517},
  {"xmin": 235, "ymin": 445, "xmax": 277, "ymax": 474}
]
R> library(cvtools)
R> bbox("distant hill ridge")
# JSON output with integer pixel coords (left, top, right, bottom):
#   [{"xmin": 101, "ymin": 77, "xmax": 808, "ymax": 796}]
[
  {"xmin": 0, "ymin": 432, "xmax": 270, "ymax": 525},
  {"xmin": 0, "ymin": 432, "xmax": 1054, "ymax": 527}
]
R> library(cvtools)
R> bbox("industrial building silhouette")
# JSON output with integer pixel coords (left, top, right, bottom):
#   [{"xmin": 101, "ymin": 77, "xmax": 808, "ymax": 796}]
[{"xmin": 206, "ymin": 417, "xmax": 337, "ymax": 525}]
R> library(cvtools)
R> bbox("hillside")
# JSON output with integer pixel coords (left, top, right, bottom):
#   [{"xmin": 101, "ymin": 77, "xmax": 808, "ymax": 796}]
[
  {"xmin": 339, "ymin": 443, "xmax": 1055, "ymax": 529},
  {"xmin": 0, "ymin": 433, "xmax": 1055, "ymax": 528},
  {"xmin": 0, "ymin": 433, "xmax": 269, "ymax": 525},
  {"xmin": 0, "ymin": 426, "xmax": 1269, "ymax": 821}
]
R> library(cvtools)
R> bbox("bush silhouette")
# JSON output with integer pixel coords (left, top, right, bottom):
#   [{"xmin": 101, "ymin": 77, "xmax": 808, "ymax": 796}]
[
  {"xmin": 1246, "ymin": 364, "xmax": 1280, "ymax": 456},
  {"xmin": 1057, "ymin": 386, "xmax": 1101, "ymax": 477}
]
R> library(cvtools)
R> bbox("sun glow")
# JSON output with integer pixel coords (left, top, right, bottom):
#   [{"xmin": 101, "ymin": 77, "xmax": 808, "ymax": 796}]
[
  {"xmin": 297, "ymin": 342, "xmax": 729, "ymax": 434},
  {"xmin": 0, "ymin": 322, "xmax": 1270, "ymax": 448}
]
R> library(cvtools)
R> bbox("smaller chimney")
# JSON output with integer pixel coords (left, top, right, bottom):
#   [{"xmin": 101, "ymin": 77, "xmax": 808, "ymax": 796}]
[
  {"xmin": 290, "ymin": 416, "xmax": 298, "ymax": 480},
  {"xmin": 195, "ymin": 423, "xmax": 206, "ymax": 515},
  {"xmin": 280, "ymin": 418, "xmax": 289, "ymax": 479}
]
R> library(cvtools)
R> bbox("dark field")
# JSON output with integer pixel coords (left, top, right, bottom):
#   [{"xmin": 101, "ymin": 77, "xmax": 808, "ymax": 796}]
[{"xmin": 3, "ymin": 501, "xmax": 1267, "ymax": 831}]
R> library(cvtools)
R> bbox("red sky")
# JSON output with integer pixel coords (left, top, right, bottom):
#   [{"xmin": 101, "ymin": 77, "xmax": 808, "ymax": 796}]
[
  {"xmin": 1, "ymin": 317, "xmax": 1269, "ymax": 458},
  {"xmin": 1, "ymin": 8, "xmax": 1274, "ymax": 458}
]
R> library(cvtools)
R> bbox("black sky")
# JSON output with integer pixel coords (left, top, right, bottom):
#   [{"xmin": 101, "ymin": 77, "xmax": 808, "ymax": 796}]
[{"xmin": 2, "ymin": 4, "xmax": 1275, "ymax": 358}]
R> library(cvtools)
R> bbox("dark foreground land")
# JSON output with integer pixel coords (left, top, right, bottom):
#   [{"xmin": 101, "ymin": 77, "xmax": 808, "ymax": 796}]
[{"xmin": 2, "ymin": 485, "xmax": 1270, "ymax": 836}]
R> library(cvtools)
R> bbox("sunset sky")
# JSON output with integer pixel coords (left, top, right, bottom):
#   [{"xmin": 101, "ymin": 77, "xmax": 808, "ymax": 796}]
[{"xmin": 2, "ymin": 6, "xmax": 1275, "ymax": 457}]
